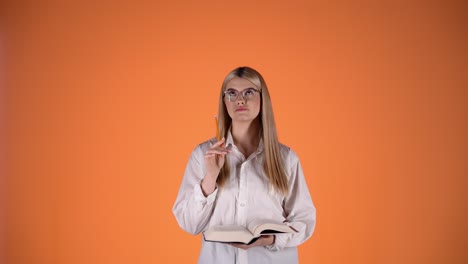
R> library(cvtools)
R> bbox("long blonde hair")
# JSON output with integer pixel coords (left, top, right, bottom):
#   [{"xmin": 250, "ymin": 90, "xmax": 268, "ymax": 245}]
[{"xmin": 217, "ymin": 66, "xmax": 289, "ymax": 196}]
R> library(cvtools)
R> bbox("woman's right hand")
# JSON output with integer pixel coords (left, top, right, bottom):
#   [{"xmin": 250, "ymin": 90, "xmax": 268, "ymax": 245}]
[
  {"xmin": 201, "ymin": 137, "xmax": 231, "ymax": 196},
  {"xmin": 204, "ymin": 137, "xmax": 231, "ymax": 177}
]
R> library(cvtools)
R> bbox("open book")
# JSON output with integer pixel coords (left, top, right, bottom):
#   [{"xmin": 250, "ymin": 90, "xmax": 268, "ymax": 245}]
[{"xmin": 203, "ymin": 219, "xmax": 296, "ymax": 245}]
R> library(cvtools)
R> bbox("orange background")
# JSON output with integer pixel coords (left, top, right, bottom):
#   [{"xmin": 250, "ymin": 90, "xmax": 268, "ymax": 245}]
[{"xmin": 1, "ymin": 0, "xmax": 467, "ymax": 263}]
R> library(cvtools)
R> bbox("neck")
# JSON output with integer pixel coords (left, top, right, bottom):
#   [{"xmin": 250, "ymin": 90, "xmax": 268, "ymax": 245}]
[{"xmin": 231, "ymin": 119, "xmax": 261, "ymax": 156}]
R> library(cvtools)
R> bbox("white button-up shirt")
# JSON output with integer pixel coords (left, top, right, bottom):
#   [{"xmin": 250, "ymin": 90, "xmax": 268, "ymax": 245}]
[{"xmin": 173, "ymin": 132, "xmax": 316, "ymax": 264}]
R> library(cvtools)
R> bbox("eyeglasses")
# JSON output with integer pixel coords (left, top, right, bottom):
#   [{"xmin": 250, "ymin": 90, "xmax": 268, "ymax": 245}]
[{"xmin": 223, "ymin": 88, "xmax": 261, "ymax": 102}]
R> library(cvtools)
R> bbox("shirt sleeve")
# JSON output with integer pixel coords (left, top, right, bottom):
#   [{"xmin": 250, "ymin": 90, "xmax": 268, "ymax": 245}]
[
  {"xmin": 267, "ymin": 149, "xmax": 316, "ymax": 251},
  {"xmin": 172, "ymin": 145, "xmax": 218, "ymax": 235}
]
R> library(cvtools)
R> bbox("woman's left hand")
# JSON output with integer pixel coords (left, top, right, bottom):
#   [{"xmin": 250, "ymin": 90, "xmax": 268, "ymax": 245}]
[{"xmin": 228, "ymin": 235, "xmax": 275, "ymax": 250}]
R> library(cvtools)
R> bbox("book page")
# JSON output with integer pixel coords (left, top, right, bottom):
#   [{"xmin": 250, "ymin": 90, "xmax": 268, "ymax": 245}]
[
  {"xmin": 246, "ymin": 218, "xmax": 283, "ymax": 233},
  {"xmin": 203, "ymin": 225, "xmax": 254, "ymax": 244},
  {"xmin": 247, "ymin": 219, "xmax": 295, "ymax": 237}
]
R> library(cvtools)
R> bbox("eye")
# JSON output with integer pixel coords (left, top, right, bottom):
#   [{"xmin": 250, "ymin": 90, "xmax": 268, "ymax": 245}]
[
  {"xmin": 244, "ymin": 88, "xmax": 256, "ymax": 96},
  {"xmin": 226, "ymin": 89, "xmax": 238, "ymax": 97}
]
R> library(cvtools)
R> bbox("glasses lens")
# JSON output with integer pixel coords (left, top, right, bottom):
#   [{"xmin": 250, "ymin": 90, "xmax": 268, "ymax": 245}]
[
  {"xmin": 225, "ymin": 90, "xmax": 239, "ymax": 102},
  {"xmin": 243, "ymin": 88, "xmax": 256, "ymax": 99}
]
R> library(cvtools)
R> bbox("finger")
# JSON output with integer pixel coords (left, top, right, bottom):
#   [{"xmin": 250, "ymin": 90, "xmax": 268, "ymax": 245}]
[
  {"xmin": 211, "ymin": 137, "xmax": 225, "ymax": 148},
  {"xmin": 205, "ymin": 149, "xmax": 229, "ymax": 155},
  {"xmin": 209, "ymin": 147, "xmax": 230, "ymax": 152},
  {"xmin": 227, "ymin": 243, "xmax": 247, "ymax": 250},
  {"xmin": 212, "ymin": 146, "xmax": 232, "ymax": 153},
  {"xmin": 237, "ymin": 245, "xmax": 248, "ymax": 250}
]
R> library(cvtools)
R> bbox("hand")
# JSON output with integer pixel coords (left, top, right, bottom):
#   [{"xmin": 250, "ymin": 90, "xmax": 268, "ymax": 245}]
[
  {"xmin": 201, "ymin": 138, "xmax": 231, "ymax": 196},
  {"xmin": 228, "ymin": 235, "xmax": 275, "ymax": 250},
  {"xmin": 204, "ymin": 137, "xmax": 231, "ymax": 177}
]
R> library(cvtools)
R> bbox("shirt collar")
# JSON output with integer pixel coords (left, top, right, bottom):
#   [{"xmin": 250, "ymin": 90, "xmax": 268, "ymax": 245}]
[{"xmin": 225, "ymin": 129, "xmax": 264, "ymax": 154}]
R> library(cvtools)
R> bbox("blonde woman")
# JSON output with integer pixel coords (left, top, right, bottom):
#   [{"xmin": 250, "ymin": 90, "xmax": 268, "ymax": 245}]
[{"xmin": 173, "ymin": 66, "xmax": 316, "ymax": 264}]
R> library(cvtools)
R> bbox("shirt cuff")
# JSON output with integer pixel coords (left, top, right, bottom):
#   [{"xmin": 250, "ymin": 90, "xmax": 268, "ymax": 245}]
[
  {"xmin": 265, "ymin": 234, "xmax": 287, "ymax": 251},
  {"xmin": 193, "ymin": 183, "xmax": 218, "ymax": 204}
]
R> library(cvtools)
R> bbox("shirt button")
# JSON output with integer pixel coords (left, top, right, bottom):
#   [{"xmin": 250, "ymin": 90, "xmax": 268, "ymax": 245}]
[{"xmin": 240, "ymin": 203, "xmax": 245, "ymax": 207}]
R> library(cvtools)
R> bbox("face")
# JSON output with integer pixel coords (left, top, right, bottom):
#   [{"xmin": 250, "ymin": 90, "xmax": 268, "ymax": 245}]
[{"xmin": 224, "ymin": 77, "xmax": 261, "ymax": 124}]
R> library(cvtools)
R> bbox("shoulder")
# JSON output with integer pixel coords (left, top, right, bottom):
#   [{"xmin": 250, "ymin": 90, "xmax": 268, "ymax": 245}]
[
  {"xmin": 192, "ymin": 137, "xmax": 217, "ymax": 155},
  {"xmin": 278, "ymin": 142, "xmax": 300, "ymax": 166},
  {"xmin": 186, "ymin": 138, "xmax": 216, "ymax": 164}
]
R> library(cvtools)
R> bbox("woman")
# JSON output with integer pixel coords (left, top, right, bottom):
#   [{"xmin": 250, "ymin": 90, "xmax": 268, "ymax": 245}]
[{"xmin": 173, "ymin": 66, "xmax": 316, "ymax": 264}]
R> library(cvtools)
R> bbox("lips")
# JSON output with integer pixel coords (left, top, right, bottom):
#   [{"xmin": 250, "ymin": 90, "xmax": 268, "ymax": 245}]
[{"xmin": 235, "ymin": 108, "xmax": 247, "ymax": 112}]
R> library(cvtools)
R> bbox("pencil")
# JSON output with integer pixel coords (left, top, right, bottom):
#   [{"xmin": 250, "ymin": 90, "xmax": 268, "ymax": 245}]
[{"xmin": 214, "ymin": 115, "xmax": 220, "ymax": 141}]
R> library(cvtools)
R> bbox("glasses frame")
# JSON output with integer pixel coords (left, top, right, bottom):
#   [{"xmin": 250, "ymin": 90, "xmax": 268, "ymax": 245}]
[{"xmin": 223, "ymin": 88, "xmax": 262, "ymax": 102}]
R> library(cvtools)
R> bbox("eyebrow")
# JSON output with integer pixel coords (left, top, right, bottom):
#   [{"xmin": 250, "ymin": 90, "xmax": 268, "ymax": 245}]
[{"xmin": 225, "ymin": 87, "xmax": 256, "ymax": 91}]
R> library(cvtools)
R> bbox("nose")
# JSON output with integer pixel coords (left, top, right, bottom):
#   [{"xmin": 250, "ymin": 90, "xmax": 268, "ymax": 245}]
[{"xmin": 236, "ymin": 97, "xmax": 246, "ymax": 105}]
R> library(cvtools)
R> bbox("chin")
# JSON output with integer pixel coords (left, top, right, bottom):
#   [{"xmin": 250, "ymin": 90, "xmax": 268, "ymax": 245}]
[{"xmin": 233, "ymin": 118, "xmax": 256, "ymax": 123}]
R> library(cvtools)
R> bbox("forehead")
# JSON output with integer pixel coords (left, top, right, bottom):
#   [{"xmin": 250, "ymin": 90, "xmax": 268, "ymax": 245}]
[{"xmin": 226, "ymin": 77, "xmax": 257, "ymax": 91}]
